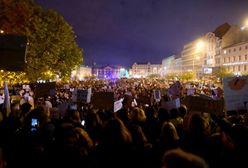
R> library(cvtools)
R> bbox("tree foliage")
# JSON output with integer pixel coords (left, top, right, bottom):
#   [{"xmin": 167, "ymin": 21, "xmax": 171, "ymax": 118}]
[
  {"xmin": 147, "ymin": 73, "xmax": 161, "ymax": 79},
  {"xmin": 0, "ymin": 0, "xmax": 83, "ymax": 82},
  {"xmin": 213, "ymin": 66, "xmax": 233, "ymax": 83},
  {"xmin": 178, "ymin": 71, "xmax": 196, "ymax": 81}
]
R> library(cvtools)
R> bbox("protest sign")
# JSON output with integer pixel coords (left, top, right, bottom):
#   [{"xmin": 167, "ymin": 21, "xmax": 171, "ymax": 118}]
[
  {"xmin": 168, "ymin": 81, "xmax": 182, "ymax": 99},
  {"xmin": 76, "ymin": 88, "xmax": 92, "ymax": 103},
  {"xmin": 154, "ymin": 90, "xmax": 161, "ymax": 102},
  {"xmin": 182, "ymin": 95, "xmax": 224, "ymax": 115},
  {"xmin": 187, "ymin": 88, "xmax": 195, "ymax": 96},
  {"xmin": 223, "ymin": 76, "xmax": 248, "ymax": 111},
  {"xmin": 92, "ymin": 92, "xmax": 114, "ymax": 111},
  {"xmin": 114, "ymin": 98, "xmax": 124, "ymax": 112},
  {"xmin": 35, "ymin": 82, "xmax": 56, "ymax": 98},
  {"xmin": 161, "ymin": 98, "xmax": 180, "ymax": 111}
]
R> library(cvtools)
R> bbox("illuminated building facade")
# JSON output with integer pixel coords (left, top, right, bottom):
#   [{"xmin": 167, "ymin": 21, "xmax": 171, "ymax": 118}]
[
  {"xmin": 129, "ymin": 62, "xmax": 162, "ymax": 78},
  {"xmin": 71, "ymin": 65, "xmax": 92, "ymax": 80},
  {"xmin": 161, "ymin": 55, "xmax": 182, "ymax": 75},
  {"xmin": 219, "ymin": 41, "xmax": 248, "ymax": 75},
  {"xmin": 92, "ymin": 65, "xmax": 128, "ymax": 79},
  {"xmin": 179, "ymin": 23, "xmax": 248, "ymax": 78},
  {"xmin": 181, "ymin": 32, "xmax": 219, "ymax": 78}
]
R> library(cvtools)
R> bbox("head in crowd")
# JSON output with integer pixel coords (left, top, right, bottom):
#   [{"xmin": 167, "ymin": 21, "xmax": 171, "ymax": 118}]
[
  {"xmin": 157, "ymin": 108, "xmax": 170, "ymax": 123},
  {"xmin": 130, "ymin": 107, "xmax": 147, "ymax": 123},
  {"xmin": 102, "ymin": 118, "xmax": 132, "ymax": 146},
  {"xmin": 0, "ymin": 147, "xmax": 6, "ymax": 168},
  {"xmin": 162, "ymin": 148, "xmax": 208, "ymax": 168},
  {"xmin": 170, "ymin": 108, "xmax": 180, "ymax": 119},
  {"xmin": 189, "ymin": 113, "xmax": 209, "ymax": 135},
  {"xmin": 178, "ymin": 105, "xmax": 188, "ymax": 118},
  {"xmin": 160, "ymin": 122, "xmax": 180, "ymax": 146},
  {"xmin": 128, "ymin": 124, "xmax": 148, "ymax": 147},
  {"xmin": 20, "ymin": 102, "xmax": 32, "ymax": 117}
]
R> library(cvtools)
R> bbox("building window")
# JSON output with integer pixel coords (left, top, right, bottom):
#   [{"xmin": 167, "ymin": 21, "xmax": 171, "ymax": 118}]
[
  {"xmin": 239, "ymin": 55, "xmax": 241, "ymax": 61},
  {"xmin": 228, "ymin": 57, "xmax": 230, "ymax": 62},
  {"xmin": 246, "ymin": 46, "xmax": 248, "ymax": 49},
  {"xmin": 229, "ymin": 49, "xmax": 231, "ymax": 53},
  {"xmin": 224, "ymin": 58, "xmax": 226, "ymax": 63},
  {"xmin": 238, "ymin": 66, "xmax": 240, "ymax": 71},
  {"xmin": 233, "ymin": 48, "xmax": 236, "ymax": 52},
  {"xmin": 245, "ymin": 55, "xmax": 248, "ymax": 60},
  {"xmin": 224, "ymin": 50, "xmax": 227, "ymax": 54},
  {"xmin": 233, "ymin": 56, "xmax": 236, "ymax": 62},
  {"xmin": 245, "ymin": 65, "xmax": 247, "ymax": 71},
  {"xmin": 239, "ymin": 47, "xmax": 242, "ymax": 51}
]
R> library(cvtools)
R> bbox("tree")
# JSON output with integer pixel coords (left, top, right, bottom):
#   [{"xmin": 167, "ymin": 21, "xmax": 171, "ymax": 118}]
[
  {"xmin": 164, "ymin": 72, "xmax": 179, "ymax": 81},
  {"xmin": 0, "ymin": 0, "xmax": 83, "ymax": 82},
  {"xmin": 178, "ymin": 71, "xmax": 196, "ymax": 81},
  {"xmin": 147, "ymin": 73, "xmax": 160, "ymax": 79},
  {"xmin": 213, "ymin": 66, "xmax": 233, "ymax": 83}
]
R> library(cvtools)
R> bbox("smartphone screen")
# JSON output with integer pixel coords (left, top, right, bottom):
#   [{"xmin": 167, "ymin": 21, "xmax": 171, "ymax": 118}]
[
  {"xmin": 31, "ymin": 118, "xmax": 38, "ymax": 132},
  {"xmin": 81, "ymin": 120, "xmax": 85, "ymax": 126}
]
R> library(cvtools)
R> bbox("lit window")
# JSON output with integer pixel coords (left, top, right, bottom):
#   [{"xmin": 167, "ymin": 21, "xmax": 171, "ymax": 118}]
[{"xmin": 224, "ymin": 50, "xmax": 227, "ymax": 54}]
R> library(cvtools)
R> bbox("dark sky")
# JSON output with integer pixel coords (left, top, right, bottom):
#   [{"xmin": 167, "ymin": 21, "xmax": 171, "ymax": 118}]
[{"xmin": 35, "ymin": 0, "xmax": 248, "ymax": 68}]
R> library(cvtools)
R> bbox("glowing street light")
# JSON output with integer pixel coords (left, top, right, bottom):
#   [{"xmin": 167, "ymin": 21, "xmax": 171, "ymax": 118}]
[
  {"xmin": 241, "ymin": 18, "xmax": 248, "ymax": 30},
  {"xmin": 193, "ymin": 40, "xmax": 205, "ymax": 73},
  {"xmin": 196, "ymin": 40, "xmax": 205, "ymax": 51},
  {"xmin": 0, "ymin": 30, "xmax": 4, "ymax": 34}
]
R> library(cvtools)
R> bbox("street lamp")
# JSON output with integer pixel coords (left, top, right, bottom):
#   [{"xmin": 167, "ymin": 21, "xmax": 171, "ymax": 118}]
[{"xmin": 241, "ymin": 18, "xmax": 248, "ymax": 30}]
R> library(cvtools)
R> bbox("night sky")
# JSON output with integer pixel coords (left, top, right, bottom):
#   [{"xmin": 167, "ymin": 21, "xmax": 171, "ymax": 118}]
[{"xmin": 35, "ymin": 0, "xmax": 248, "ymax": 68}]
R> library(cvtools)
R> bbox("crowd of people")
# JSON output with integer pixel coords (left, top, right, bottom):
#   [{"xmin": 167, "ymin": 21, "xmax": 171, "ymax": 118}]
[{"xmin": 0, "ymin": 78, "xmax": 247, "ymax": 168}]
